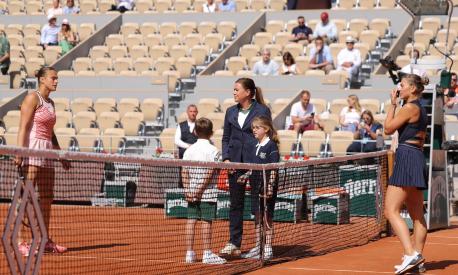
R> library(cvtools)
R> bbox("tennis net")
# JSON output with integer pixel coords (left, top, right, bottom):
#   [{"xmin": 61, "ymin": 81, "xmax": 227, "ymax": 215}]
[{"xmin": 0, "ymin": 146, "xmax": 390, "ymax": 275}]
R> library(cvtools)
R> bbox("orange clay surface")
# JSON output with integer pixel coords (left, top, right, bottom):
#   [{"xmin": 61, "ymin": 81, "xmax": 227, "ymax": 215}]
[{"xmin": 249, "ymin": 219, "xmax": 458, "ymax": 275}]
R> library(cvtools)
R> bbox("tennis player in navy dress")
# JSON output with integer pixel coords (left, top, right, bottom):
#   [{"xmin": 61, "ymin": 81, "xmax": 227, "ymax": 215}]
[
  {"xmin": 384, "ymin": 74, "xmax": 428, "ymax": 274},
  {"xmin": 238, "ymin": 116, "xmax": 280, "ymax": 260},
  {"xmin": 219, "ymin": 78, "xmax": 271, "ymax": 258}
]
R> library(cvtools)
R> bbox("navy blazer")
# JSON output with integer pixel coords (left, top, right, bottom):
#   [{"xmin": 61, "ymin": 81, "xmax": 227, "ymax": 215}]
[{"xmin": 222, "ymin": 101, "xmax": 272, "ymax": 163}]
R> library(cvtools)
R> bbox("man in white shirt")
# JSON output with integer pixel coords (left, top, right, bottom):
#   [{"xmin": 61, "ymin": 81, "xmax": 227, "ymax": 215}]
[
  {"xmin": 41, "ymin": 14, "xmax": 60, "ymax": 48},
  {"xmin": 63, "ymin": 0, "xmax": 80, "ymax": 14},
  {"xmin": 252, "ymin": 49, "xmax": 279, "ymax": 76},
  {"xmin": 203, "ymin": 0, "xmax": 218, "ymax": 12},
  {"xmin": 337, "ymin": 36, "xmax": 361, "ymax": 82},
  {"xmin": 175, "ymin": 104, "xmax": 199, "ymax": 159},
  {"xmin": 313, "ymin": 12, "xmax": 337, "ymax": 44},
  {"xmin": 289, "ymin": 90, "xmax": 322, "ymax": 133},
  {"xmin": 47, "ymin": 0, "xmax": 63, "ymax": 15}
]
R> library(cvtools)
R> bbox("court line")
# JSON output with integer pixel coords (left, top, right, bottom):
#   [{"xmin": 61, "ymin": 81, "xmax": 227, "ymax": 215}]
[
  {"xmin": 428, "ymin": 236, "xmax": 458, "ymax": 239},
  {"xmin": 388, "ymin": 241, "xmax": 458, "ymax": 246},
  {"xmin": 271, "ymin": 267, "xmax": 437, "ymax": 275}
]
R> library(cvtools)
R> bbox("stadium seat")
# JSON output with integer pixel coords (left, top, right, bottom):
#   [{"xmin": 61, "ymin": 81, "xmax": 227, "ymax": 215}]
[
  {"xmin": 3, "ymin": 110, "xmax": 21, "ymax": 131},
  {"xmin": 75, "ymin": 128, "xmax": 100, "ymax": 152},
  {"xmin": 369, "ymin": 18, "xmax": 390, "ymax": 38},
  {"xmin": 203, "ymin": 33, "xmax": 224, "ymax": 52},
  {"xmin": 57, "ymin": 70, "xmax": 75, "ymax": 77},
  {"xmin": 251, "ymin": 0, "xmax": 266, "ymax": 10},
  {"xmin": 9, "ymin": 46, "xmax": 24, "ymax": 59},
  {"xmin": 159, "ymin": 128, "xmax": 176, "ymax": 154},
  {"xmin": 294, "ymin": 56, "xmax": 309, "ymax": 74},
  {"xmin": 176, "ymin": 57, "xmax": 196, "ymax": 78},
  {"xmin": 277, "ymin": 130, "xmax": 297, "ymax": 156},
  {"xmin": 149, "ymin": 45, "xmax": 168, "ymax": 59},
  {"xmin": 90, "ymin": 46, "xmax": 109, "ymax": 59},
  {"xmin": 264, "ymin": 44, "xmax": 282, "ymax": 57},
  {"xmin": 73, "ymin": 111, "xmax": 97, "ymax": 133},
  {"xmin": 274, "ymin": 32, "xmax": 291, "ymax": 47},
  {"xmin": 349, "ymin": 18, "xmax": 369, "ymax": 37},
  {"xmin": 236, "ymin": 70, "xmax": 255, "ymax": 77},
  {"xmin": 330, "ymin": 98, "xmax": 348, "ymax": 114},
  {"xmin": 97, "ymin": 112, "xmax": 121, "ymax": 131},
  {"xmin": 211, "ymin": 129, "xmax": 224, "ymax": 152},
  {"xmin": 43, "ymin": 46, "xmax": 62, "ymax": 65},
  {"xmin": 214, "ymin": 70, "xmax": 234, "ymax": 76},
  {"xmin": 221, "ymin": 98, "xmax": 236, "ymax": 112},
  {"xmin": 305, "ymin": 70, "xmax": 325, "ymax": 76},
  {"xmin": 319, "ymin": 114, "xmax": 340, "ymax": 135},
  {"xmin": 217, "ymin": 21, "xmax": 237, "ymax": 41},
  {"xmin": 133, "ymin": 57, "xmax": 154, "ymax": 72},
  {"xmin": 55, "ymin": 128, "xmax": 76, "ymax": 150},
  {"xmin": 136, "ymin": 0, "xmax": 154, "ymax": 12},
  {"xmin": 360, "ymin": 99, "xmax": 381, "ymax": 114},
  {"xmin": 284, "ymin": 43, "xmax": 304, "ymax": 58},
  {"xmin": 329, "ymin": 131, "xmax": 353, "ymax": 156},
  {"xmin": 198, "ymin": 21, "xmax": 216, "ymax": 37},
  {"xmin": 24, "ymin": 57, "xmax": 44, "ymax": 76},
  {"xmin": 97, "ymin": 70, "xmax": 116, "ymax": 76},
  {"xmin": 226, "ymin": 56, "xmax": 247, "ymax": 75},
  {"xmin": 413, "ymin": 29, "xmax": 434, "ymax": 47},
  {"xmin": 125, "ymin": 34, "xmax": 144, "ymax": 50},
  {"xmin": 55, "ymin": 111, "xmax": 72, "ymax": 129},
  {"xmin": 121, "ymin": 112, "xmax": 145, "ymax": 136},
  {"xmin": 101, "ymin": 128, "xmax": 126, "ymax": 154},
  {"xmin": 93, "ymin": 58, "xmax": 113, "ymax": 73},
  {"xmin": 302, "ymin": 130, "xmax": 326, "ymax": 157},
  {"xmin": 4, "ymin": 127, "xmax": 19, "ymax": 146},
  {"xmin": 140, "ymin": 99, "xmax": 162, "ymax": 122},
  {"xmin": 24, "ymin": 46, "xmax": 44, "ymax": 61},
  {"xmin": 53, "ymin": 98, "xmax": 70, "ymax": 112},
  {"xmin": 163, "ymin": 33, "xmax": 183, "ymax": 49},
  {"xmin": 374, "ymin": 113, "xmax": 387, "ymax": 125},
  {"xmin": 190, "ymin": 45, "xmax": 210, "ymax": 66},
  {"xmin": 429, "ymin": 43, "xmax": 447, "ymax": 57},
  {"xmin": 240, "ymin": 44, "xmax": 260, "ymax": 61},
  {"xmin": 338, "ymin": 30, "xmax": 358, "ymax": 43},
  {"xmin": 129, "ymin": 45, "xmax": 149, "ymax": 60},
  {"xmin": 80, "ymin": 1, "xmax": 97, "ymax": 13},
  {"xmin": 310, "ymin": 98, "xmax": 327, "ymax": 114},
  {"xmin": 404, "ymin": 43, "xmax": 426, "ymax": 56},
  {"xmin": 159, "ymin": 22, "xmax": 177, "ymax": 36},
  {"xmin": 73, "ymin": 57, "xmax": 93, "ymax": 73},
  {"xmin": 71, "ymin": 98, "xmax": 93, "ymax": 113},
  {"xmin": 377, "ymin": 0, "xmax": 396, "ymax": 8},
  {"xmin": 204, "ymin": 112, "xmax": 225, "ymax": 129},
  {"xmin": 359, "ymin": 30, "xmax": 379, "ymax": 50},
  {"xmin": 94, "ymin": 98, "xmax": 117, "ymax": 116},
  {"xmin": 197, "ymin": 98, "xmax": 220, "ymax": 116},
  {"xmin": 183, "ymin": 33, "xmax": 203, "ymax": 48},
  {"xmin": 113, "ymin": 58, "xmax": 133, "ymax": 73},
  {"xmin": 118, "ymin": 98, "xmax": 140, "ymax": 117},
  {"xmin": 266, "ymin": 20, "xmax": 285, "ymax": 34},
  {"xmin": 355, "ymin": 43, "xmax": 370, "ymax": 61},
  {"xmin": 421, "ymin": 17, "xmax": 441, "ymax": 33},
  {"xmin": 155, "ymin": 57, "xmax": 175, "ymax": 74},
  {"xmin": 23, "ymin": 24, "xmax": 41, "ymax": 36},
  {"xmin": 175, "ymin": 0, "xmax": 192, "ymax": 12},
  {"xmin": 121, "ymin": 23, "xmax": 140, "ymax": 38},
  {"xmin": 9, "ymin": 57, "xmax": 25, "ymax": 72},
  {"xmin": 336, "ymin": 0, "xmax": 355, "ymax": 9},
  {"xmin": 169, "ymin": 45, "xmax": 189, "ymax": 60},
  {"xmin": 79, "ymin": 23, "xmax": 96, "ymax": 41},
  {"xmin": 436, "ymin": 29, "xmax": 457, "ymax": 50},
  {"xmin": 253, "ymin": 32, "xmax": 274, "ymax": 47},
  {"xmin": 272, "ymin": 98, "xmax": 291, "ymax": 114}
]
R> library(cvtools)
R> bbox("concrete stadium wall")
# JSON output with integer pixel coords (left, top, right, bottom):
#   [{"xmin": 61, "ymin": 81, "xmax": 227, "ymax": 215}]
[{"xmin": 0, "ymin": 14, "xmax": 116, "ymax": 26}]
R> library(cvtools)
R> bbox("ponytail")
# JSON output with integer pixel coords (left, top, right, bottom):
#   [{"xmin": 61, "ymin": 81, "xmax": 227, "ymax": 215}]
[{"xmin": 254, "ymin": 86, "xmax": 266, "ymax": 106}]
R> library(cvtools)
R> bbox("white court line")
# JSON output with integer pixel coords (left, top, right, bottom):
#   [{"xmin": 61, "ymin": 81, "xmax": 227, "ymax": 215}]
[
  {"xmin": 428, "ymin": 236, "xmax": 458, "ymax": 239},
  {"xmin": 59, "ymin": 255, "xmax": 176, "ymax": 263},
  {"xmin": 388, "ymin": 241, "xmax": 458, "ymax": 246},
  {"xmin": 272, "ymin": 267, "xmax": 437, "ymax": 275}
]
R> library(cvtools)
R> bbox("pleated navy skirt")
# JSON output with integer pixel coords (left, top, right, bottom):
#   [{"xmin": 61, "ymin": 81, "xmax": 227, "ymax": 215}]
[{"xmin": 389, "ymin": 144, "xmax": 427, "ymax": 189}]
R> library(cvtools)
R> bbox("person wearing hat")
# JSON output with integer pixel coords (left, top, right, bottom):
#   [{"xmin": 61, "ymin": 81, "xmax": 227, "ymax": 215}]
[
  {"xmin": 47, "ymin": 0, "xmax": 63, "ymax": 16},
  {"xmin": 58, "ymin": 19, "xmax": 78, "ymax": 54},
  {"xmin": 337, "ymin": 36, "xmax": 361, "ymax": 82},
  {"xmin": 41, "ymin": 14, "xmax": 60, "ymax": 49},
  {"xmin": 313, "ymin": 12, "xmax": 337, "ymax": 44}
]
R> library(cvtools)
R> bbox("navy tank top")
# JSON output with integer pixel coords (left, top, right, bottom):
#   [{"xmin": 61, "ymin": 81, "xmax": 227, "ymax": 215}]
[{"xmin": 398, "ymin": 99, "xmax": 428, "ymax": 147}]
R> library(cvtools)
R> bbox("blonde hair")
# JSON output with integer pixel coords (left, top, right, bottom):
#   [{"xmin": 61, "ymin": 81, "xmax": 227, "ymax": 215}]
[
  {"xmin": 348, "ymin": 94, "xmax": 362, "ymax": 113},
  {"xmin": 402, "ymin": 74, "xmax": 429, "ymax": 94},
  {"xmin": 252, "ymin": 116, "xmax": 279, "ymax": 145}
]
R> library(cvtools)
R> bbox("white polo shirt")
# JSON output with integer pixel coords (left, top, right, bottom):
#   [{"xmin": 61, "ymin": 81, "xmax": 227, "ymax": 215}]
[{"xmin": 183, "ymin": 139, "xmax": 220, "ymax": 202}]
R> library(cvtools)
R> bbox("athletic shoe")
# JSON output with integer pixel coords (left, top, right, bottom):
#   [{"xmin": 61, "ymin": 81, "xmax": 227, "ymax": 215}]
[
  {"xmin": 185, "ymin": 250, "xmax": 196, "ymax": 263},
  {"xmin": 219, "ymin": 243, "xmax": 241, "ymax": 257},
  {"xmin": 17, "ymin": 242, "xmax": 30, "ymax": 257},
  {"xmin": 44, "ymin": 240, "xmax": 67, "ymax": 253},
  {"xmin": 395, "ymin": 252, "xmax": 425, "ymax": 274},
  {"xmin": 241, "ymin": 246, "xmax": 273, "ymax": 260},
  {"xmin": 395, "ymin": 255, "xmax": 426, "ymax": 273},
  {"xmin": 202, "ymin": 250, "xmax": 227, "ymax": 264}
]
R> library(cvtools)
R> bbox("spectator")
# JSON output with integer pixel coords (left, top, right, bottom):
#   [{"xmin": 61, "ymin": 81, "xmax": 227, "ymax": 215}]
[
  {"xmin": 445, "ymin": 72, "xmax": 458, "ymax": 108},
  {"xmin": 175, "ymin": 104, "xmax": 199, "ymax": 159},
  {"xmin": 289, "ymin": 90, "xmax": 322, "ymax": 133},
  {"xmin": 63, "ymin": 0, "xmax": 80, "ymax": 14},
  {"xmin": 111, "ymin": 0, "xmax": 135, "ymax": 13},
  {"xmin": 218, "ymin": 0, "xmax": 236, "ymax": 12},
  {"xmin": 313, "ymin": 12, "xmax": 337, "ymax": 43},
  {"xmin": 340, "ymin": 94, "xmax": 363, "ymax": 133},
  {"xmin": 252, "ymin": 49, "xmax": 279, "ymax": 76},
  {"xmin": 58, "ymin": 19, "xmax": 78, "ymax": 54},
  {"xmin": 290, "ymin": 16, "xmax": 313, "ymax": 45},
  {"xmin": 0, "ymin": 31, "xmax": 10, "ymax": 75},
  {"xmin": 400, "ymin": 49, "xmax": 426, "ymax": 77},
  {"xmin": 281, "ymin": 52, "xmax": 298, "ymax": 75},
  {"xmin": 337, "ymin": 36, "xmax": 361, "ymax": 82},
  {"xmin": 203, "ymin": 0, "xmax": 218, "ymax": 12},
  {"xmin": 41, "ymin": 14, "xmax": 60, "ymax": 49},
  {"xmin": 308, "ymin": 36, "xmax": 334, "ymax": 74},
  {"xmin": 47, "ymin": 0, "xmax": 63, "ymax": 16},
  {"xmin": 347, "ymin": 110, "xmax": 383, "ymax": 153}
]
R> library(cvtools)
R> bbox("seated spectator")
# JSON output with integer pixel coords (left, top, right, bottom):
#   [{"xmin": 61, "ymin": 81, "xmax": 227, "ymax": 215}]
[
  {"xmin": 41, "ymin": 14, "xmax": 60, "ymax": 49},
  {"xmin": 47, "ymin": 0, "xmax": 63, "ymax": 16},
  {"xmin": 203, "ymin": 0, "xmax": 218, "ymax": 12},
  {"xmin": 289, "ymin": 90, "xmax": 323, "ymax": 133},
  {"xmin": 281, "ymin": 52, "xmax": 298, "ymax": 75},
  {"xmin": 111, "ymin": 0, "xmax": 135, "ymax": 13},
  {"xmin": 313, "ymin": 12, "xmax": 337, "ymax": 44},
  {"xmin": 0, "ymin": 31, "xmax": 10, "ymax": 75},
  {"xmin": 347, "ymin": 110, "xmax": 383, "ymax": 153},
  {"xmin": 308, "ymin": 36, "xmax": 334, "ymax": 74},
  {"xmin": 218, "ymin": 0, "xmax": 236, "ymax": 12},
  {"xmin": 290, "ymin": 16, "xmax": 313, "ymax": 45},
  {"xmin": 253, "ymin": 49, "xmax": 279, "ymax": 76},
  {"xmin": 445, "ymin": 72, "xmax": 458, "ymax": 109},
  {"xmin": 400, "ymin": 49, "xmax": 426, "ymax": 77},
  {"xmin": 63, "ymin": 0, "xmax": 80, "ymax": 14},
  {"xmin": 58, "ymin": 19, "xmax": 78, "ymax": 54},
  {"xmin": 337, "ymin": 36, "xmax": 361, "ymax": 82},
  {"xmin": 340, "ymin": 94, "xmax": 363, "ymax": 133}
]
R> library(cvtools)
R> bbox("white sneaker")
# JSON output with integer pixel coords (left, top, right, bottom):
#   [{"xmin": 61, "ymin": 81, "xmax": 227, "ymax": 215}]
[
  {"xmin": 264, "ymin": 245, "xmax": 273, "ymax": 260},
  {"xmin": 395, "ymin": 252, "xmax": 425, "ymax": 274},
  {"xmin": 241, "ymin": 246, "xmax": 260, "ymax": 259},
  {"xmin": 185, "ymin": 250, "xmax": 196, "ymax": 263},
  {"xmin": 219, "ymin": 243, "xmax": 241, "ymax": 257},
  {"xmin": 394, "ymin": 254, "xmax": 426, "ymax": 272},
  {"xmin": 202, "ymin": 250, "xmax": 227, "ymax": 264}
]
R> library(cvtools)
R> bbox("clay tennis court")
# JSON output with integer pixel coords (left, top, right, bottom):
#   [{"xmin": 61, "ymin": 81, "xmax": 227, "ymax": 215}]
[
  {"xmin": 1, "ymin": 203, "xmax": 386, "ymax": 275},
  {"xmin": 250, "ymin": 219, "xmax": 458, "ymax": 275}
]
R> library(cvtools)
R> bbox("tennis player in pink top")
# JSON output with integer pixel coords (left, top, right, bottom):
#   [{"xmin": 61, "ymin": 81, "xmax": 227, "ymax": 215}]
[{"xmin": 15, "ymin": 66, "xmax": 70, "ymax": 256}]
